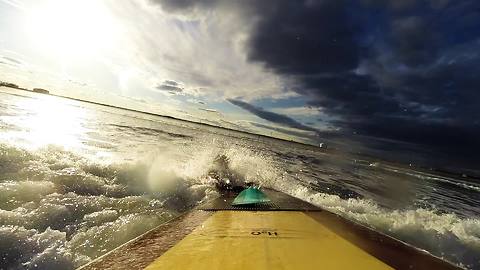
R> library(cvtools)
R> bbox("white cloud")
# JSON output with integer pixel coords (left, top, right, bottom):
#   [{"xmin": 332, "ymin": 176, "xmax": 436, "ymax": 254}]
[{"xmin": 103, "ymin": 0, "xmax": 287, "ymax": 101}]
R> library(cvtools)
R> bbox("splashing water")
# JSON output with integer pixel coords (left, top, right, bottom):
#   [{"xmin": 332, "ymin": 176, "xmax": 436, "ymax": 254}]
[{"xmin": 1, "ymin": 88, "xmax": 479, "ymax": 269}]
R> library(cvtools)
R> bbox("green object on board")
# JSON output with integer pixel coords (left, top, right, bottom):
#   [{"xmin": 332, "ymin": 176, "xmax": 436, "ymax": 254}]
[{"xmin": 232, "ymin": 187, "xmax": 270, "ymax": 205}]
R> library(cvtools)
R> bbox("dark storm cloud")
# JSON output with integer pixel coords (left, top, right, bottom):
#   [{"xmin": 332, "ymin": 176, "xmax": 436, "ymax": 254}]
[
  {"xmin": 228, "ymin": 99, "xmax": 317, "ymax": 132},
  {"xmin": 389, "ymin": 16, "xmax": 441, "ymax": 67},
  {"xmin": 150, "ymin": 0, "xmax": 480, "ymax": 155},
  {"xmin": 245, "ymin": 0, "xmax": 480, "ymax": 154},
  {"xmin": 246, "ymin": 0, "xmax": 359, "ymax": 75},
  {"xmin": 155, "ymin": 80, "xmax": 183, "ymax": 93}
]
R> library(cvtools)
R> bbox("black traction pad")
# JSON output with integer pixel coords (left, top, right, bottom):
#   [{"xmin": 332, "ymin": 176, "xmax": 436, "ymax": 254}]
[{"xmin": 199, "ymin": 189, "xmax": 321, "ymax": 211}]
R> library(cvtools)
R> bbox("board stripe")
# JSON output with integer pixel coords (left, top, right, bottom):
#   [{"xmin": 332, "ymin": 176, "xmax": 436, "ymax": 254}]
[{"xmin": 145, "ymin": 211, "xmax": 393, "ymax": 270}]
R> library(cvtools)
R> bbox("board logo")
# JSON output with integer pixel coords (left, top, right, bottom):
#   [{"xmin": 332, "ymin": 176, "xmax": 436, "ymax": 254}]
[{"xmin": 251, "ymin": 230, "xmax": 278, "ymax": 236}]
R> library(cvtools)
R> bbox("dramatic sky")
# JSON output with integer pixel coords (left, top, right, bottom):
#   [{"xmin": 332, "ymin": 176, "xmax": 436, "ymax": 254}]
[{"xmin": 1, "ymin": 0, "xmax": 479, "ymax": 156}]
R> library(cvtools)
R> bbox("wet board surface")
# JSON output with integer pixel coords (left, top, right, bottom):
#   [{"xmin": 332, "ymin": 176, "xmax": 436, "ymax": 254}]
[
  {"xmin": 78, "ymin": 211, "xmax": 213, "ymax": 270},
  {"xmin": 145, "ymin": 211, "xmax": 393, "ymax": 270},
  {"xmin": 78, "ymin": 190, "xmax": 461, "ymax": 270}
]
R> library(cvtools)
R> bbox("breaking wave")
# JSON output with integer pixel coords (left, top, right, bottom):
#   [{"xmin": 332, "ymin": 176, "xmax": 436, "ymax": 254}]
[
  {"xmin": 218, "ymin": 146, "xmax": 480, "ymax": 269},
  {"xmin": 290, "ymin": 188, "xmax": 480, "ymax": 269},
  {"xmin": 0, "ymin": 140, "xmax": 479, "ymax": 269}
]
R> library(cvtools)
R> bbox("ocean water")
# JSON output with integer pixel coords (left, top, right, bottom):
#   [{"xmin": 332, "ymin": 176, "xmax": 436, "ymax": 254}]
[{"xmin": 0, "ymin": 87, "xmax": 479, "ymax": 269}]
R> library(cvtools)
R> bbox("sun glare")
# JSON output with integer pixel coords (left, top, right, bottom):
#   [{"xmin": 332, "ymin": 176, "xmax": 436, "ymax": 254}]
[
  {"xmin": 0, "ymin": 95, "xmax": 88, "ymax": 150},
  {"xmin": 25, "ymin": 0, "xmax": 118, "ymax": 61}
]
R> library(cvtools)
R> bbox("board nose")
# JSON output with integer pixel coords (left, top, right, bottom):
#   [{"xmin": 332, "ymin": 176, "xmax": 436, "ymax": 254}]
[{"xmin": 232, "ymin": 187, "xmax": 271, "ymax": 205}]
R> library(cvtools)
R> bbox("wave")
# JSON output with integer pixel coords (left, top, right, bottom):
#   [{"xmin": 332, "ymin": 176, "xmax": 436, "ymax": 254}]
[
  {"xmin": 379, "ymin": 164, "xmax": 480, "ymax": 192},
  {"xmin": 181, "ymin": 145, "xmax": 480, "ymax": 269},
  {"xmin": 0, "ymin": 143, "xmax": 214, "ymax": 269},
  {"xmin": 0, "ymin": 143, "xmax": 479, "ymax": 269},
  {"xmin": 289, "ymin": 187, "xmax": 480, "ymax": 269},
  {"xmin": 0, "ymin": 225, "xmax": 79, "ymax": 269},
  {"xmin": 166, "ymin": 143, "xmax": 480, "ymax": 269}
]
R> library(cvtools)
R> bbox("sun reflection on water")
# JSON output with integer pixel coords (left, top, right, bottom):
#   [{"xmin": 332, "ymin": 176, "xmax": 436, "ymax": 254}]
[{"xmin": 3, "ymin": 95, "xmax": 88, "ymax": 150}]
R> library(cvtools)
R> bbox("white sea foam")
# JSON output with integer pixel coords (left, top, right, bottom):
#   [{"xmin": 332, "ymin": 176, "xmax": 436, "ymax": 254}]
[
  {"xmin": 83, "ymin": 210, "xmax": 119, "ymax": 225},
  {"xmin": 0, "ymin": 181, "xmax": 55, "ymax": 209},
  {"xmin": 68, "ymin": 213, "xmax": 171, "ymax": 258},
  {"xmin": 0, "ymin": 225, "xmax": 80, "ymax": 270},
  {"xmin": 288, "ymin": 186, "xmax": 480, "ymax": 268}
]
